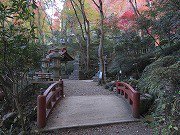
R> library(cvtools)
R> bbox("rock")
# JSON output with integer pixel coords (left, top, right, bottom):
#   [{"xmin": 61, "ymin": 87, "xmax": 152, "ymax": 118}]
[
  {"xmin": 109, "ymin": 82, "xmax": 116, "ymax": 91},
  {"xmin": 92, "ymin": 76, "xmax": 99, "ymax": 82},
  {"xmin": 104, "ymin": 81, "xmax": 115, "ymax": 90},
  {"xmin": 144, "ymin": 93, "xmax": 153, "ymax": 99},
  {"xmin": 113, "ymin": 87, "xmax": 117, "ymax": 92},
  {"xmin": 2, "ymin": 112, "xmax": 17, "ymax": 129},
  {"xmin": 140, "ymin": 94, "xmax": 153, "ymax": 114},
  {"xmin": 111, "ymin": 81, "xmax": 115, "ymax": 84}
]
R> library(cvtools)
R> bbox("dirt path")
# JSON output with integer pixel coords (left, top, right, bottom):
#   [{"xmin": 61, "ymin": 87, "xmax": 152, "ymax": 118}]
[{"xmin": 63, "ymin": 80, "xmax": 114, "ymax": 96}]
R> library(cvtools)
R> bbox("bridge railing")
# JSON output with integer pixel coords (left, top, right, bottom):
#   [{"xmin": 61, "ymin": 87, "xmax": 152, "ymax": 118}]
[
  {"xmin": 37, "ymin": 79, "xmax": 64, "ymax": 128},
  {"xmin": 116, "ymin": 81, "xmax": 140, "ymax": 118}
]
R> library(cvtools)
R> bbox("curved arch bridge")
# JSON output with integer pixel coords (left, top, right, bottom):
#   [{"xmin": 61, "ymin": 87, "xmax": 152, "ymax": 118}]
[{"xmin": 37, "ymin": 80, "xmax": 140, "ymax": 131}]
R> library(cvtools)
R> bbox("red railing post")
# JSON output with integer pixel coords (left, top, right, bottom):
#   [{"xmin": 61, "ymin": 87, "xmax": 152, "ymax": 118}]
[
  {"xmin": 132, "ymin": 92, "xmax": 140, "ymax": 118},
  {"xmin": 37, "ymin": 95, "xmax": 46, "ymax": 128},
  {"xmin": 116, "ymin": 82, "xmax": 120, "ymax": 94}
]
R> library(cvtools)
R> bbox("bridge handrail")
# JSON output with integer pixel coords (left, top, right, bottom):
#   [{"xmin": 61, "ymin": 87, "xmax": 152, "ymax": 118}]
[
  {"xmin": 116, "ymin": 81, "xmax": 140, "ymax": 118},
  {"xmin": 37, "ymin": 79, "xmax": 64, "ymax": 128},
  {"xmin": 43, "ymin": 82, "xmax": 60, "ymax": 97}
]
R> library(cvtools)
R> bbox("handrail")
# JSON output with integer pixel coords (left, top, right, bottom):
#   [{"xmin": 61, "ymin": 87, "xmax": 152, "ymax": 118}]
[
  {"xmin": 43, "ymin": 82, "xmax": 61, "ymax": 97},
  {"xmin": 116, "ymin": 81, "xmax": 140, "ymax": 118},
  {"xmin": 37, "ymin": 79, "xmax": 64, "ymax": 128}
]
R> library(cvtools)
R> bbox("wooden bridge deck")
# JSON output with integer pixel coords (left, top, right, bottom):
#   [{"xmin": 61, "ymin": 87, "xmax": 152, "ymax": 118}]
[{"xmin": 43, "ymin": 80, "xmax": 138, "ymax": 131}]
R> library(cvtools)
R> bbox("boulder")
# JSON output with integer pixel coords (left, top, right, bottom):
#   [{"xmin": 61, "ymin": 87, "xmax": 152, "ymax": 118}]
[
  {"xmin": 113, "ymin": 87, "xmax": 117, "ymax": 92},
  {"xmin": 92, "ymin": 72, "xmax": 99, "ymax": 82},
  {"xmin": 104, "ymin": 81, "xmax": 115, "ymax": 91}
]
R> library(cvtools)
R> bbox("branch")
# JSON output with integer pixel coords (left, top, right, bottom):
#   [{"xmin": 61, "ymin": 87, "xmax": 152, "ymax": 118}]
[
  {"xmin": 99, "ymin": 0, "xmax": 104, "ymax": 18},
  {"xmin": 92, "ymin": 0, "xmax": 100, "ymax": 9},
  {"xmin": 129, "ymin": 0, "xmax": 139, "ymax": 16},
  {"xmin": 72, "ymin": 0, "xmax": 82, "ymax": 12},
  {"xmin": 78, "ymin": 0, "xmax": 88, "ymax": 34},
  {"xmin": 129, "ymin": 0, "xmax": 163, "ymax": 50},
  {"xmin": 37, "ymin": 2, "xmax": 53, "ymax": 32},
  {"xmin": 70, "ymin": 0, "xmax": 86, "ymax": 41}
]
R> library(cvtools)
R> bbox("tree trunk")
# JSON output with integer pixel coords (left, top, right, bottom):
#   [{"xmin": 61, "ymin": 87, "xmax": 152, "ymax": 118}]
[
  {"xmin": 77, "ymin": 35, "xmax": 87, "ymax": 67},
  {"xmin": 91, "ymin": 0, "xmax": 105, "ymax": 84},
  {"xmin": 13, "ymin": 82, "xmax": 25, "ymax": 131},
  {"xmin": 0, "ymin": 85, "xmax": 11, "ymax": 106},
  {"xmin": 70, "ymin": 0, "xmax": 91, "ymax": 73},
  {"xmin": 72, "ymin": 24, "xmax": 87, "ymax": 67},
  {"xmin": 99, "ymin": 10, "xmax": 105, "ymax": 84},
  {"xmin": 100, "ymin": 0, "xmax": 105, "ymax": 83},
  {"xmin": 86, "ymin": 20, "xmax": 90, "ymax": 72}
]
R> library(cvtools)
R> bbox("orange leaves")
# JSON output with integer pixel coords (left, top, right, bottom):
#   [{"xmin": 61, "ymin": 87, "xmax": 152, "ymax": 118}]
[{"xmin": 62, "ymin": 0, "xmax": 150, "ymax": 30}]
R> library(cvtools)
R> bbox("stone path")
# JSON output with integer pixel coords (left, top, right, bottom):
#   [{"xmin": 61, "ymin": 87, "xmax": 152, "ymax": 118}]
[{"xmin": 41, "ymin": 80, "xmax": 152, "ymax": 134}]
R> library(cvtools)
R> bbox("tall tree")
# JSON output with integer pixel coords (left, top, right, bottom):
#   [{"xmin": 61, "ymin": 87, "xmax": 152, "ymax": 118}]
[
  {"xmin": 69, "ymin": 0, "xmax": 91, "ymax": 72},
  {"xmin": 61, "ymin": 0, "xmax": 87, "ymax": 67},
  {"xmin": 92, "ymin": 0, "xmax": 105, "ymax": 84}
]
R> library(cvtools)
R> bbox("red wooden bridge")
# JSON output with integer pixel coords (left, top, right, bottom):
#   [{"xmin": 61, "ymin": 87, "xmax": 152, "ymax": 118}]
[{"xmin": 36, "ymin": 79, "xmax": 140, "ymax": 130}]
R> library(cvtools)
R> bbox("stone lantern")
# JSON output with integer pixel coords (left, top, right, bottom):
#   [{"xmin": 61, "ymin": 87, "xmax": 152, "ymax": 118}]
[
  {"xmin": 41, "ymin": 58, "xmax": 49, "ymax": 73},
  {"xmin": 49, "ymin": 48, "xmax": 63, "ymax": 81}
]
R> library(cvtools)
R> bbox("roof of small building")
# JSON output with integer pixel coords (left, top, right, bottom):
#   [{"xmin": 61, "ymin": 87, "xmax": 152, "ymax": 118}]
[{"xmin": 46, "ymin": 48, "xmax": 74, "ymax": 62}]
